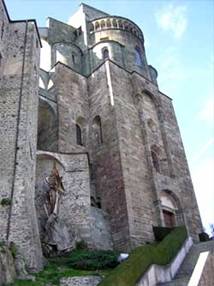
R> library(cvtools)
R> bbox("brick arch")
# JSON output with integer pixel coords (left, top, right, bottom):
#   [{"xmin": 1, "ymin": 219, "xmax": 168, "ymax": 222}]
[{"xmin": 36, "ymin": 152, "xmax": 65, "ymax": 170}]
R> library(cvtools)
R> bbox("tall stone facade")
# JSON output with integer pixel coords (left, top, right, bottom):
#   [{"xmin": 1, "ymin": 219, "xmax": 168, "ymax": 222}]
[
  {"xmin": 0, "ymin": 0, "xmax": 43, "ymax": 271},
  {"xmin": 0, "ymin": 0, "xmax": 202, "ymax": 270}
]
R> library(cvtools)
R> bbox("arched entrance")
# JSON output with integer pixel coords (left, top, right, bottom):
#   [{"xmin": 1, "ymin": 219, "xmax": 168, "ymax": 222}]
[{"xmin": 160, "ymin": 190, "xmax": 183, "ymax": 228}]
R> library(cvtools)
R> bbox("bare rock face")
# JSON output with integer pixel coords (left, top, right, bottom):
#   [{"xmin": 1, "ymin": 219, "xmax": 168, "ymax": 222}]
[
  {"xmin": 60, "ymin": 276, "xmax": 102, "ymax": 286},
  {"xmin": 0, "ymin": 244, "xmax": 16, "ymax": 286},
  {"xmin": 43, "ymin": 214, "xmax": 74, "ymax": 256}
]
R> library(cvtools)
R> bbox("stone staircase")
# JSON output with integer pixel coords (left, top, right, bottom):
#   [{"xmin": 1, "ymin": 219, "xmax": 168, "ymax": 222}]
[{"xmin": 158, "ymin": 240, "xmax": 214, "ymax": 286}]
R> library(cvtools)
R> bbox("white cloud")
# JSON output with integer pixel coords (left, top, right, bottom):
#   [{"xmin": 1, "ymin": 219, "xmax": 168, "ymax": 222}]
[
  {"xmin": 199, "ymin": 96, "xmax": 214, "ymax": 123},
  {"xmin": 155, "ymin": 47, "xmax": 187, "ymax": 93},
  {"xmin": 192, "ymin": 157, "xmax": 214, "ymax": 234},
  {"xmin": 192, "ymin": 138, "xmax": 214, "ymax": 163},
  {"xmin": 189, "ymin": 137, "xmax": 214, "ymax": 234},
  {"xmin": 155, "ymin": 4, "xmax": 188, "ymax": 39}
]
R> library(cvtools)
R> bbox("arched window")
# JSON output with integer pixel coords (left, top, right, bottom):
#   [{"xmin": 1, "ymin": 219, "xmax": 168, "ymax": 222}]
[
  {"xmin": 147, "ymin": 118, "xmax": 156, "ymax": 133},
  {"xmin": 95, "ymin": 22, "xmax": 100, "ymax": 30},
  {"xmin": 1, "ymin": 22, "xmax": 4, "ymax": 39},
  {"xmin": 72, "ymin": 54, "xmax": 76, "ymax": 64},
  {"xmin": 106, "ymin": 19, "xmax": 111, "ymax": 27},
  {"xmin": 135, "ymin": 46, "xmax": 144, "ymax": 67},
  {"xmin": 118, "ymin": 20, "xmax": 123, "ymax": 28},
  {"xmin": 102, "ymin": 48, "xmax": 109, "ymax": 60},
  {"xmin": 112, "ymin": 19, "xmax": 117, "ymax": 28},
  {"xmin": 92, "ymin": 115, "xmax": 103, "ymax": 145},
  {"xmin": 151, "ymin": 150, "xmax": 160, "ymax": 173},
  {"xmin": 76, "ymin": 124, "xmax": 83, "ymax": 146},
  {"xmin": 101, "ymin": 20, "xmax": 105, "ymax": 29}
]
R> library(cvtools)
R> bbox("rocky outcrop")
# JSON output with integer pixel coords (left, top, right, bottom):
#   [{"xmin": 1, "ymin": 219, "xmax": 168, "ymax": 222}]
[{"xmin": 0, "ymin": 243, "xmax": 16, "ymax": 285}]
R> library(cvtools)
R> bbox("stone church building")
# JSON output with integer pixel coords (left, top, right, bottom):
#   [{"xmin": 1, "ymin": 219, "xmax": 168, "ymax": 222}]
[{"xmin": 0, "ymin": 0, "xmax": 202, "ymax": 272}]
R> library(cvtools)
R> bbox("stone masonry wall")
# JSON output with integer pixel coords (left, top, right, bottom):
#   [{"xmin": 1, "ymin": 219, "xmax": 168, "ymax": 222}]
[
  {"xmin": 0, "ymin": 10, "xmax": 43, "ymax": 271},
  {"xmin": 87, "ymin": 63, "xmax": 130, "ymax": 251},
  {"xmin": 109, "ymin": 61, "xmax": 158, "ymax": 247},
  {"xmin": 54, "ymin": 63, "xmax": 89, "ymax": 153},
  {"xmin": 90, "ymin": 207, "xmax": 113, "ymax": 250},
  {"xmin": 0, "ymin": 0, "xmax": 13, "ymax": 241},
  {"xmin": 0, "ymin": 0, "xmax": 9, "ymax": 69},
  {"xmin": 160, "ymin": 93, "xmax": 203, "ymax": 239}
]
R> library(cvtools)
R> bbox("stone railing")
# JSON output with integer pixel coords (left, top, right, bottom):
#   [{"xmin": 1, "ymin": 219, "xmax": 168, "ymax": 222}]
[
  {"xmin": 137, "ymin": 237, "xmax": 193, "ymax": 286},
  {"xmin": 89, "ymin": 16, "xmax": 144, "ymax": 42},
  {"xmin": 189, "ymin": 250, "xmax": 214, "ymax": 286}
]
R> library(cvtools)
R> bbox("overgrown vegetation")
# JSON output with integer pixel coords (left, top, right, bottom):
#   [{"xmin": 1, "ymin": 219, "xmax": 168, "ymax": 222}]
[
  {"xmin": 75, "ymin": 240, "xmax": 88, "ymax": 250},
  {"xmin": 153, "ymin": 226, "xmax": 173, "ymax": 241},
  {"xmin": 10, "ymin": 249, "xmax": 117, "ymax": 286},
  {"xmin": 199, "ymin": 232, "xmax": 210, "ymax": 242},
  {"xmin": 0, "ymin": 240, "xmax": 17, "ymax": 258},
  {"xmin": 60, "ymin": 249, "xmax": 119, "ymax": 270},
  {"xmin": 0, "ymin": 197, "xmax": 11, "ymax": 206},
  {"xmin": 10, "ymin": 227, "xmax": 187, "ymax": 286},
  {"xmin": 99, "ymin": 226, "xmax": 187, "ymax": 286},
  {"xmin": 9, "ymin": 242, "xmax": 17, "ymax": 258}
]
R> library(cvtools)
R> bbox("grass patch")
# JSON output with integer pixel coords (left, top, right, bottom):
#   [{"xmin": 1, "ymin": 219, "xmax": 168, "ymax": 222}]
[
  {"xmin": 10, "ymin": 250, "xmax": 117, "ymax": 286},
  {"xmin": 99, "ymin": 226, "xmax": 187, "ymax": 286},
  {"xmin": 64, "ymin": 249, "xmax": 119, "ymax": 270}
]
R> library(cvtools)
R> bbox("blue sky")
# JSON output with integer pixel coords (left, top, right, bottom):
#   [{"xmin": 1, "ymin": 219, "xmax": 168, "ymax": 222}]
[{"xmin": 5, "ymin": 0, "xmax": 214, "ymax": 234}]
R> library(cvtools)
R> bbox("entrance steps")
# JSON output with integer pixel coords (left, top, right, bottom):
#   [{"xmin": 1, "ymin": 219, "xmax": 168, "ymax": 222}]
[{"xmin": 158, "ymin": 240, "xmax": 214, "ymax": 286}]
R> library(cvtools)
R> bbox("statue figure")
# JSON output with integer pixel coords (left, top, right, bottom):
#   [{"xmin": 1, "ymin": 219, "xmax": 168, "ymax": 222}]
[
  {"xmin": 43, "ymin": 161, "xmax": 73, "ymax": 256},
  {"xmin": 44, "ymin": 161, "xmax": 65, "ymax": 217}
]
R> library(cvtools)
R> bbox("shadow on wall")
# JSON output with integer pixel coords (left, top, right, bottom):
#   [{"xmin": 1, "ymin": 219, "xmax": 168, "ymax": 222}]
[{"xmin": 37, "ymin": 97, "xmax": 58, "ymax": 152}]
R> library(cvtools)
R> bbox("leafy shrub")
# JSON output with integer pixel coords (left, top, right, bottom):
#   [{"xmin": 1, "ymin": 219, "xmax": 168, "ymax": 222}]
[
  {"xmin": 68, "ymin": 250, "xmax": 119, "ymax": 270},
  {"xmin": 0, "ymin": 241, "xmax": 6, "ymax": 247},
  {"xmin": 9, "ymin": 242, "xmax": 17, "ymax": 258},
  {"xmin": 153, "ymin": 226, "xmax": 173, "ymax": 241},
  {"xmin": 99, "ymin": 226, "xmax": 187, "ymax": 286},
  {"xmin": 0, "ymin": 197, "xmax": 11, "ymax": 206},
  {"xmin": 199, "ymin": 232, "xmax": 210, "ymax": 242},
  {"xmin": 76, "ymin": 240, "xmax": 88, "ymax": 250}
]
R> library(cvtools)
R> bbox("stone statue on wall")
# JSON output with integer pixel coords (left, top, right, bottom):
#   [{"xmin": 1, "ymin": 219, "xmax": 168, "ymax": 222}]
[
  {"xmin": 44, "ymin": 162, "xmax": 65, "ymax": 217},
  {"xmin": 43, "ymin": 161, "xmax": 73, "ymax": 256}
]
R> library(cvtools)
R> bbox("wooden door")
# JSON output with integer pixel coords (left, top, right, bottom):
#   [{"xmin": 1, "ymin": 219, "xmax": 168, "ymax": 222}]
[{"xmin": 163, "ymin": 209, "xmax": 175, "ymax": 228}]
